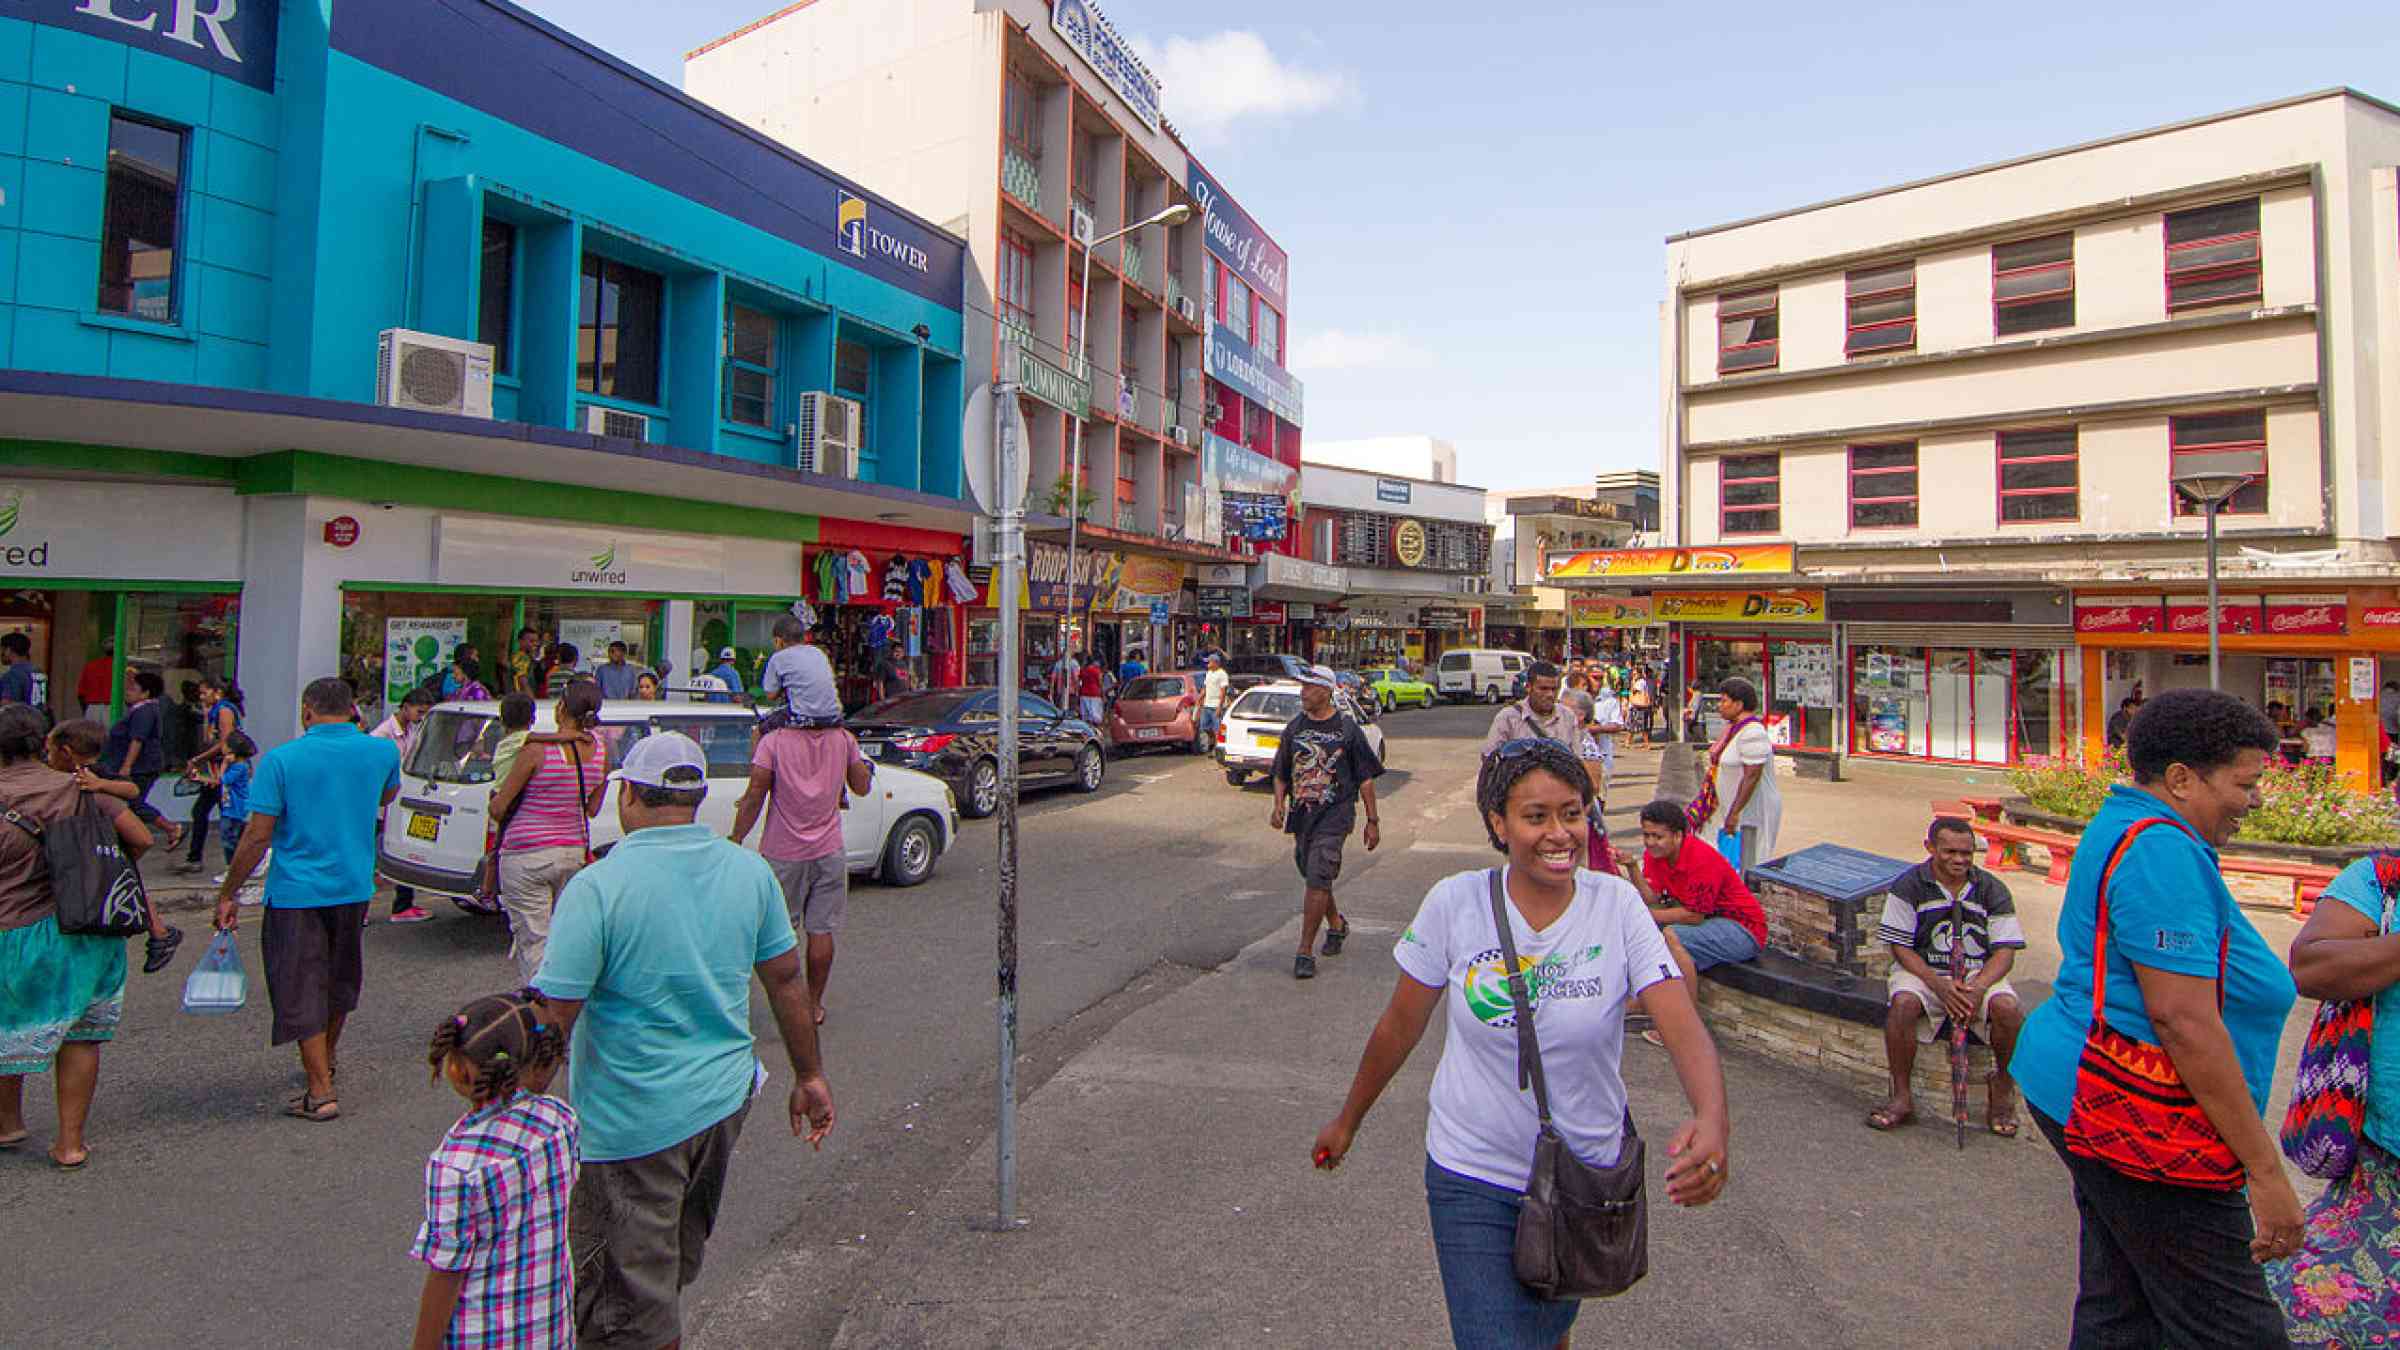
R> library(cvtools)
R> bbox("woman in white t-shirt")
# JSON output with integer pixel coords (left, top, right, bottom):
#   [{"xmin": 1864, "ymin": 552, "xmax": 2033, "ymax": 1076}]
[
  {"xmin": 1312, "ymin": 737, "xmax": 1730, "ymax": 1348},
  {"xmin": 1709, "ymin": 676, "xmax": 1781, "ymax": 869}
]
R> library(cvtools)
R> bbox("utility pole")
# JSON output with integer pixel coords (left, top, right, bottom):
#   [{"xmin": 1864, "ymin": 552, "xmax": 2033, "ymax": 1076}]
[{"xmin": 986, "ymin": 337, "xmax": 1029, "ymax": 1231}]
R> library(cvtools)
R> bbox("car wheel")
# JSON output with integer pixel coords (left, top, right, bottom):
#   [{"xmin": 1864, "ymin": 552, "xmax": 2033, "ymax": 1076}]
[
  {"xmin": 1381, "ymin": 692, "xmax": 1395, "ymax": 713},
  {"xmin": 1190, "ymin": 727, "xmax": 1210, "ymax": 755},
  {"xmin": 1225, "ymin": 767, "xmax": 1250, "ymax": 788},
  {"xmin": 879, "ymin": 814, "xmax": 941, "ymax": 887},
  {"xmin": 1484, "ymin": 684, "xmax": 1502, "ymax": 704},
  {"xmin": 962, "ymin": 759, "xmax": 1000, "ymax": 818},
  {"xmin": 1073, "ymin": 744, "xmax": 1105, "ymax": 793}
]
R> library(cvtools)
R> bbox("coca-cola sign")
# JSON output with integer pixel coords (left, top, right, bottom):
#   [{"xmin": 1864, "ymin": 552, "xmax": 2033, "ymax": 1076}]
[
  {"xmin": 2261, "ymin": 593, "xmax": 2348, "ymax": 636},
  {"xmin": 2360, "ymin": 606, "xmax": 2400, "ymax": 630},
  {"xmin": 2164, "ymin": 596, "xmax": 2259, "ymax": 635},
  {"xmin": 2074, "ymin": 598, "xmax": 2163, "ymax": 634}
]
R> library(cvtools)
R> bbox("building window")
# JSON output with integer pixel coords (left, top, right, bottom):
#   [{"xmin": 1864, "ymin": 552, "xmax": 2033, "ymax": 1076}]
[
  {"xmin": 1066, "ymin": 277, "xmax": 1086, "ymax": 362},
  {"xmin": 1997, "ymin": 427, "xmax": 2078, "ymax": 523},
  {"xmin": 835, "ymin": 336, "xmax": 872, "ymax": 451},
  {"xmin": 1716, "ymin": 288, "xmax": 1778, "ymax": 372},
  {"xmin": 1993, "ymin": 233, "xmax": 2073, "ymax": 337},
  {"xmin": 1257, "ymin": 303, "xmax": 1282, "ymax": 365},
  {"xmin": 97, "ymin": 113, "xmax": 187, "ymax": 323},
  {"xmin": 478, "ymin": 219, "xmax": 516, "ymax": 376},
  {"xmin": 2171, "ymin": 410, "xmax": 2268, "ymax": 516},
  {"xmin": 1223, "ymin": 272, "xmax": 1251, "ymax": 341},
  {"xmin": 1004, "ymin": 69, "xmax": 1042, "ymax": 159},
  {"xmin": 2165, "ymin": 198, "xmax": 2261, "ymax": 311},
  {"xmin": 999, "ymin": 228, "xmax": 1036, "ymax": 333},
  {"xmin": 723, "ymin": 303, "xmax": 778, "ymax": 428},
  {"xmin": 1848, "ymin": 442, "xmax": 1919, "ymax": 529},
  {"xmin": 1844, "ymin": 262, "xmax": 1915, "ymax": 356},
  {"xmin": 1121, "ymin": 304, "xmax": 1139, "ymax": 366},
  {"xmin": 1720, "ymin": 453, "xmax": 1780, "ymax": 536},
  {"xmin": 577, "ymin": 254, "xmax": 663, "ymax": 405}
]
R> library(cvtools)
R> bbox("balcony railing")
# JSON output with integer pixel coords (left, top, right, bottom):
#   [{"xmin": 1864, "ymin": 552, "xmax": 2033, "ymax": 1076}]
[
  {"xmin": 1003, "ymin": 145, "xmax": 1042, "ymax": 209},
  {"xmin": 1122, "ymin": 241, "xmax": 1146, "ymax": 290},
  {"xmin": 1114, "ymin": 501, "xmax": 1142, "ymax": 533},
  {"xmin": 1165, "ymin": 272, "xmax": 1186, "ymax": 311},
  {"xmin": 1083, "ymin": 365, "xmax": 1117, "ymax": 420}
]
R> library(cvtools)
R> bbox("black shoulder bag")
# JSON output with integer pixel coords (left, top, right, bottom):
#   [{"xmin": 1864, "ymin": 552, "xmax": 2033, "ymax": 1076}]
[
  {"xmin": 1485, "ymin": 867, "xmax": 1649, "ymax": 1300},
  {"xmin": 6, "ymin": 793, "xmax": 152, "ymax": 938}
]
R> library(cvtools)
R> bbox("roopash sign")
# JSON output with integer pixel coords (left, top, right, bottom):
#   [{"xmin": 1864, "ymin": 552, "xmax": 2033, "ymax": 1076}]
[{"xmin": 1188, "ymin": 159, "xmax": 1288, "ymax": 310}]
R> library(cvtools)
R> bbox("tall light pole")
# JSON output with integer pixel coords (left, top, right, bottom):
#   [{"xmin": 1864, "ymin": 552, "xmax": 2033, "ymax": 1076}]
[
  {"xmin": 2173, "ymin": 467, "xmax": 2256, "ymax": 691},
  {"xmin": 1064, "ymin": 203, "xmax": 1191, "ymax": 657}
]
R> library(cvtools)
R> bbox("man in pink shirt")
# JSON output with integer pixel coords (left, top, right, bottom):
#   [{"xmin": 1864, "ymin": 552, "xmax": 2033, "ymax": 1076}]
[{"xmin": 730, "ymin": 725, "xmax": 873, "ymax": 1025}]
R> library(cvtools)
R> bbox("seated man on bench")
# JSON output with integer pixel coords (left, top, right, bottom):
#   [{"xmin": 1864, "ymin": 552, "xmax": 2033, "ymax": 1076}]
[
  {"xmin": 1619, "ymin": 798, "xmax": 1769, "ymax": 980},
  {"xmin": 1868, "ymin": 815, "xmax": 2028, "ymax": 1136}
]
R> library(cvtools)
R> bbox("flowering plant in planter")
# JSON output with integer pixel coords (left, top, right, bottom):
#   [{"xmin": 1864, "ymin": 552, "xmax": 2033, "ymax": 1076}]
[{"xmin": 2008, "ymin": 749, "xmax": 2398, "ymax": 848}]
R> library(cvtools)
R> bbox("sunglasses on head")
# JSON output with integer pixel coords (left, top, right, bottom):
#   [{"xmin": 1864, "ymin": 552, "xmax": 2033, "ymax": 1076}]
[{"xmin": 1491, "ymin": 737, "xmax": 1554, "ymax": 760}]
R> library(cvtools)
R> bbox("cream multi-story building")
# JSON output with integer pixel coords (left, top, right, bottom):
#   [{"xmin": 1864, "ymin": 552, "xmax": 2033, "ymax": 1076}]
[{"xmin": 1587, "ymin": 89, "xmax": 2400, "ymax": 780}]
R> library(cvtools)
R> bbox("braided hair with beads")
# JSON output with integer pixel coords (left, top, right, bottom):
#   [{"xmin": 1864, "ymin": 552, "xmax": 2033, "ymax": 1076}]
[
  {"xmin": 1475, "ymin": 736, "xmax": 1595, "ymax": 853},
  {"xmin": 426, "ymin": 988, "xmax": 564, "ymax": 1107}
]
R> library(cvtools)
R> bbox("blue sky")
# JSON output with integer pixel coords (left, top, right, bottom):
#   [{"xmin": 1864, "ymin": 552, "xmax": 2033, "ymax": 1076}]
[{"xmin": 518, "ymin": 0, "xmax": 2400, "ymax": 490}]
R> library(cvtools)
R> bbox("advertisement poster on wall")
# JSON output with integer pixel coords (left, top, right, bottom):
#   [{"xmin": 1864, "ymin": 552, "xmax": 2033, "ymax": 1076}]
[
  {"xmin": 559, "ymin": 620, "xmax": 626, "ymax": 672},
  {"xmin": 1201, "ymin": 433, "xmax": 1299, "ymax": 547},
  {"xmin": 386, "ymin": 618, "xmax": 469, "ymax": 706}
]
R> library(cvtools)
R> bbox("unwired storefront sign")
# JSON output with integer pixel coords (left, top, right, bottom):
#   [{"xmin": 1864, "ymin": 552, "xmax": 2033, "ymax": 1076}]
[
  {"xmin": 0, "ymin": 480, "xmax": 242, "ymax": 580},
  {"xmin": 434, "ymin": 516, "xmax": 802, "ymax": 595}
]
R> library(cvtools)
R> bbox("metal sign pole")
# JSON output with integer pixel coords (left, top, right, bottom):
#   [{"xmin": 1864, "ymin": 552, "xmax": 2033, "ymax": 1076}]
[{"xmin": 990, "ymin": 341, "xmax": 1028, "ymax": 1231}]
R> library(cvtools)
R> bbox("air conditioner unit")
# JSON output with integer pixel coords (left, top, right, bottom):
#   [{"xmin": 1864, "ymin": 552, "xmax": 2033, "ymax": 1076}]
[
  {"xmin": 799, "ymin": 391, "xmax": 865, "ymax": 479},
  {"xmin": 582, "ymin": 405, "xmax": 652, "ymax": 442},
  {"xmin": 1168, "ymin": 423, "xmax": 1194, "ymax": 447},
  {"xmin": 1070, "ymin": 204, "xmax": 1095, "ymax": 246},
  {"xmin": 1174, "ymin": 296, "xmax": 1199, "ymax": 324},
  {"xmin": 376, "ymin": 329, "xmax": 494, "ymax": 418}
]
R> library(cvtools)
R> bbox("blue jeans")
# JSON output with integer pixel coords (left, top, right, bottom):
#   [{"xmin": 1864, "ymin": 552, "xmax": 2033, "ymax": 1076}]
[
  {"xmin": 1668, "ymin": 915, "xmax": 1761, "ymax": 970},
  {"xmin": 1424, "ymin": 1157, "xmax": 1580, "ymax": 1349},
  {"xmin": 1195, "ymin": 707, "xmax": 1219, "ymax": 745}
]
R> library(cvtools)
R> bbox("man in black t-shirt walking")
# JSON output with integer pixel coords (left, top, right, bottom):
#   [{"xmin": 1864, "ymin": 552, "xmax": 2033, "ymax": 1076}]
[{"xmin": 1270, "ymin": 667, "xmax": 1383, "ymax": 980}]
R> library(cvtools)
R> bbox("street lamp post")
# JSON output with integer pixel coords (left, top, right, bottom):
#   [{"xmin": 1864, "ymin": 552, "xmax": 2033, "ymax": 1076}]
[
  {"xmin": 1064, "ymin": 203, "xmax": 1191, "ymax": 658},
  {"xmin": 2172, "ymin": 468, "xmax": 2257, "ymax": 691}
]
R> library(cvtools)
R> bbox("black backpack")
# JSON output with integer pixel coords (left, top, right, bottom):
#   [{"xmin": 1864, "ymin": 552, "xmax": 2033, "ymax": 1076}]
[{"xmin": 4, "ymin": 794, "xmax": 150, "ymax": 937}]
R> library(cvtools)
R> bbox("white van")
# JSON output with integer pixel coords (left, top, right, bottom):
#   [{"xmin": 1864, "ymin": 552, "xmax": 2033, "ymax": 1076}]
[
  {"xmin": 377, "ymin": 700, "xmax": 960, "ymax": 902},
  {"xmin": 1436, "ymin": 648, "xmax": 1534, "ymax": 703}
]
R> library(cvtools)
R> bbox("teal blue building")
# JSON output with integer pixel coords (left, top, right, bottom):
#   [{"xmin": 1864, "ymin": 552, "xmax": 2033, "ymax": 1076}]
[{"xmin": 0, "ymin": 0, "xmax": 977, "ymax": 748}]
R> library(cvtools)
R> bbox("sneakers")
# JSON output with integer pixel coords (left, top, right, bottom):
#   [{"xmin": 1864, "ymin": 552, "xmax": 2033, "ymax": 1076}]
[
  {"xmin": 389, "ymin": 906, "xmax": 433, "ymax": 924},
  {"xmin": 1293, "ymin": 954, "xmax": 1318, "ymax": 980},
  {"xmin": 1320, "ymin": 922, "xmax": 1350, "ymax": 957}
]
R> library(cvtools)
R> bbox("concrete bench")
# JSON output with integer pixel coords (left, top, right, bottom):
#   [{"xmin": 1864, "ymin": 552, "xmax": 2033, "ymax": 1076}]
[{"xmin": 1978, "ymin": 821, "xmax": 2080, "ymax": 884}]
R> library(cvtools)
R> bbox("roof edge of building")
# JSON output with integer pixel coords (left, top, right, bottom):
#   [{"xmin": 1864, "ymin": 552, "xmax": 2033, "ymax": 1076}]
[{"xmin": 1665, "ymin": 87, "xmax": 2394, "ymax": 246}]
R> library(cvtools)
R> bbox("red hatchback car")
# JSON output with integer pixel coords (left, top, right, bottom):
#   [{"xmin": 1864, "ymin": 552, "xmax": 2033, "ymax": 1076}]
[{"xmin": 1105, "ymin": 671, "xmax": 1209, "ymax": 754}]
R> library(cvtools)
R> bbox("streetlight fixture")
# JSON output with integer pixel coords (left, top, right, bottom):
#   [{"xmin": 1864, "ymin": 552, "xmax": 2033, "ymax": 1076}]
[
  {"xmin": 1062, "ymin": 202, "xmax": 1193, "ymax": 656},
  {"xmin": 2173, "ymin": 466, "xmax": 2256, "ymax": 691}
]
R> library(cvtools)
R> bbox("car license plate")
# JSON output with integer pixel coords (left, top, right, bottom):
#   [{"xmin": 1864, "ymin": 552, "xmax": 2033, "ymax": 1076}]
[
  {"xmin": 406, "ymin": 811, "xmax": 440, "ymax": 842},
  {"xmin": 1257, "ymin": 733, "xmax": 1279, "ymax": 749},
  {"xmin": 1136, "ymin": 727, "xmax": 1164, "ymax": 739}
]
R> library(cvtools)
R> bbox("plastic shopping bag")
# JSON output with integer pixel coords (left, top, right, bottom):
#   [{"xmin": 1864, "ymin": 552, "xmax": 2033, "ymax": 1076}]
[
  {"xmin": 1715, "ymin": 829, "xmax": 1744, "ymax": 868},
  {"xmin": 181, "ymin": 929, "xmax": 248, "ymax": 1016}
]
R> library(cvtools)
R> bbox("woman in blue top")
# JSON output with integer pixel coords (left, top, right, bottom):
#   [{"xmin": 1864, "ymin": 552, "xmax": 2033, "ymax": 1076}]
[
  {"xmin": 2272, "ymin": 853, "xmax": 2400, "ymax": 1341},
  {"xmin": 2011, "ymin": 687, "xmax": 2303, "ymax": 1347}
]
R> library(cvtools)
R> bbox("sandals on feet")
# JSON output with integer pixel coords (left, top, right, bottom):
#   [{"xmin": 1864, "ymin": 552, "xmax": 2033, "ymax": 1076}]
[
  {"xmin": 284, "ymin": 1094, "xmax": 340, "ymax": 1123},
  {"xmin": 1320, "ymin": 922, "xmax": 1350, "ymax": 957},
  {"xmin": 1866, "ymin": 1104, "xmax": 1915, "ymax": 1131},
  {"xmin": 142, "ymin": 926, "xmax": 184, "ymax": 974},
  {"xmin": 49, "ymin": 1149, "xmax": 88, "ymax": 1170}
]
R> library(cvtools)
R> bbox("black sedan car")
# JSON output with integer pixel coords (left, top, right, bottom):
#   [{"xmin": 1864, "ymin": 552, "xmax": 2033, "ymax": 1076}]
[{"xmin": 848, "ymin": 686, "xmax": 1106, "ymax": 818}]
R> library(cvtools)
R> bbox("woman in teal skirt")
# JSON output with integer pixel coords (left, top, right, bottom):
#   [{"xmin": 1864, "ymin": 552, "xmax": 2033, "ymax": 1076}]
[{"xmin": 0, "ymin": 704, "xmax": 154, "ymax": 1169}]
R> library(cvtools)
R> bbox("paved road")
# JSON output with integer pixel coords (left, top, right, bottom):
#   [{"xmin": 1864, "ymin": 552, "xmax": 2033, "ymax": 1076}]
[{"xmin": 0, "ymin": 700, "xmax": 1517, "ymax": 1348}]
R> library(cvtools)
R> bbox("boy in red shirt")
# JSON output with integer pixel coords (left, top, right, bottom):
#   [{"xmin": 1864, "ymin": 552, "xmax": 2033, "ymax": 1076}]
[{"xmin": 1619, "ymin": 798, "xmax": 1768, "ymax": 986}]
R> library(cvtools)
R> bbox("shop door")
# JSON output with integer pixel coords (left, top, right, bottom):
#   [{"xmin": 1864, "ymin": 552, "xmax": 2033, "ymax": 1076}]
[
  {"xmin": 1973, "ymin": 649, "xmax": 2013, "ymax": 764},
  {"xmin": 1928, "ymin": 651, "xmax": 1973, "ymax": 761}
]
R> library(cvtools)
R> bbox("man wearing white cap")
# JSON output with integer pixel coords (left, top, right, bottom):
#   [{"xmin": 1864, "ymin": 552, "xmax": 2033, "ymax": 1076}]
[
  {"xmin": 705, "ymin": 646, "xmax": 744, "ymax": 704},
  {"xmin": 533, "ymin": 732, "xmax": 834, "ymax": 1350},
  {"xmin": 1269, "ymin": 666, "xmax": 1384, "ymax": 980}
]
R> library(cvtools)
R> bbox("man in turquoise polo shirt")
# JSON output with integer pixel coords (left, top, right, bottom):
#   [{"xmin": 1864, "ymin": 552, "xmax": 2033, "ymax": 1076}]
[
  {"xmin": 214, "ymin": 677, "xmax": 402, "ymax": 1124},
  {"xmin": 534, "ymin": 732, "xmax": 834, "ymax": 1350}
]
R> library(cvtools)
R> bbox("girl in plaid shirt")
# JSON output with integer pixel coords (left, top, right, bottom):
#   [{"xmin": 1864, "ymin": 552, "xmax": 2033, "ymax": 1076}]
[{"xmin": 410, "ymin": 991, "xmax": 579, "ymax": 1350}]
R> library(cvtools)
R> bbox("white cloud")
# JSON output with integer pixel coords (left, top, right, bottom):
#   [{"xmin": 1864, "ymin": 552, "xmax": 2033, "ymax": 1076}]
[
  {"xmin": 1290, "ymin": 329, "xmax": 1436, "ymax": 373},
  {"xmin": 1130, "ymin": 31, "xmax": 1356, "ymax": 137}
]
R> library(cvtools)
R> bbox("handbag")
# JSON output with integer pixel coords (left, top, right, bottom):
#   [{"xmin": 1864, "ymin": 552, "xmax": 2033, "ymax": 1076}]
[
  {"xmin": 2279, "ymin": 851, "xmax": 2400, "ymax": 1180},
  {"xmin": 2062, "ymin": 817, "xmax": 2246, "ymax": 1190},
  {"xmin": 1484, "ymin": 869, "xmax": 1649, "ymax": 1300},
  {"xmin": 5, "ymin": 793, "xmax": 152, "ymax": 938}
]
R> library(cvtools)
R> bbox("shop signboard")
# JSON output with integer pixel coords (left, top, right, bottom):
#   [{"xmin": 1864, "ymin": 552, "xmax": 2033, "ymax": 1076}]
[
  {"xmin": 1568, "ymin": 595, "xmax": 1654, "ymax": 629},
  {"xmin": 2074, "ymin": 596, "xmax": 2164, "ymax": 634},
  {"xmin": 385, "ymin": 618, "xmax": 468, "ymax": 705},
  {"xmin": 1376, "ymin": 478, "xmax": 1412, "ymax": 504},
  {"xmin": 1196, "ymin": 586, "xmax": 1250, "ymax": 619},
  {"xmin": 2362, "ymin": 605, "xmax": 2400, "ymax": 631},
  {"xmin": 1545, "ymin": 544, "xmax": 1795, "ymax": 580},
  {"xmin": 1250, "ymin": 599, "xmax": 1288, "ymax": 626},
  {"xmin": 2165, "ymin": 596, "xmax": 2260, "ymax": 636},
  {"xmin": 435, "ymin": 516, "xmax": 797, "ymax": 596},
  {"xmin": 1188, "ymin": 157, "xmax": 1287, "ymax": 310},
  {"xmin": 1420, "ymin": 606, "xmax": 1468, "ymax": 629},
  {"xmin": 1287, "ymin": 602, "xmax": 1317, "ymax": 622},
  {"xmin": 1202, "ymin": 433, "xmax": 1298, "ymax": 545},
  {"xmin": 1105, "ymin": 555, "xmax": 1185, "ymax": 612},
  {"xmin": 1027, "ymin": 541, "xmax": 1124, "ymax": 611},
  {"xmin": 1650, "ymin": 589, "xmax": 1825, "ymax": 624},
  {"xmin": 1052, "ymin": 0, "xmax": 1162, "ymax": 133},
  {"xmin": 1204, "ymin": 320, "xmax": 1304, "ymax": 427},
  {"xmin": 1148, "ymin": 599, "xmax": 1171, "ymax": 625},
  {"xmin": 0, "ymin": 480, "xmax": 243, "ymax": 581},
  {"xmin": 19, "ymin": 0, "xmax": 280, "ymax": 90},
  {"xmin": 1391, "ymin": 520, "xmax": 1429, "ymax": 568},
  {"xmin": 2264, "ymin": 594, "xmax": 2348, "ymax": 637}
]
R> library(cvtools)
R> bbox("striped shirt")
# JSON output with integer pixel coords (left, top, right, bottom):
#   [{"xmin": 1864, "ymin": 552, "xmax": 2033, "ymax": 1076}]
[
  {"xmin": 501, "ymin": 740, "xmax": 604, "ymax": 853},
  {"xmin": 411, "ymin": 1092, "xmax": 580, "ymax": 1349}
]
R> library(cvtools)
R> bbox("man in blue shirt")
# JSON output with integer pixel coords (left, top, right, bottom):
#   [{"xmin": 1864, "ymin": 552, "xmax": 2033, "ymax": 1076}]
[
  {"xmin": 594, "ymin": 640, "xmax": 646, "ymax": 700},
  {"xmin": 213, "ymin": 677, "xmax": 401, "ymax": 1123},
  {"xmin": 0, "ymin": 631, "xmax": 35, "ymax": 706},
  {"xmin": 706, "ymin": 646, "xmax": 744, "ymax": 704},
  {"xmin": 534, "ymin": 732, "xmax": 833, "ymax": 1349}
]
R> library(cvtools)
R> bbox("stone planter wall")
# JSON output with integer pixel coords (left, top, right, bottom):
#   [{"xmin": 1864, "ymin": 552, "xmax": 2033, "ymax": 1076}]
[
  {"xmin": 1697, "ymin": 978, "xmax": 1998, "ymax": 1106},
  {"xmin": 1753, "ymin": 878, "xmax": 1893, "ymax": 982}
]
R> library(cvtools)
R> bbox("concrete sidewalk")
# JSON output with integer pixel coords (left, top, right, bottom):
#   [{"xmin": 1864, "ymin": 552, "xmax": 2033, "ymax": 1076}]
[{"xmin": 713, "ymin": 748, "xmax": 2082, "ymax": 1350}]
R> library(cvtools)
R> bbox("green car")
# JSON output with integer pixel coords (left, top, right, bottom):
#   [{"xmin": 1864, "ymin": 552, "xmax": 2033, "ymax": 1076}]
[{"xmin": 1361, "ymin": 667, "xmax": 1437, "ymax": 712}]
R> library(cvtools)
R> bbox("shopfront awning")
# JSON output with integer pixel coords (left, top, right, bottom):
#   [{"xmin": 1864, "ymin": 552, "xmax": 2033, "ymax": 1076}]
[
  {"xmin": 1251, "ymin": 551, "xmax": 1349, "ymax": 603},
  {"xmin": 0, "ymin": 373, "xmax": 980, "ymax": 536}
]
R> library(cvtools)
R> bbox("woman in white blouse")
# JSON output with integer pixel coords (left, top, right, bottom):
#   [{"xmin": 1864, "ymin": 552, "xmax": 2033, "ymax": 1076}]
[{"xmin": 1313, "ymin": 736, "xmax": 1730, "ymax": 1348}]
